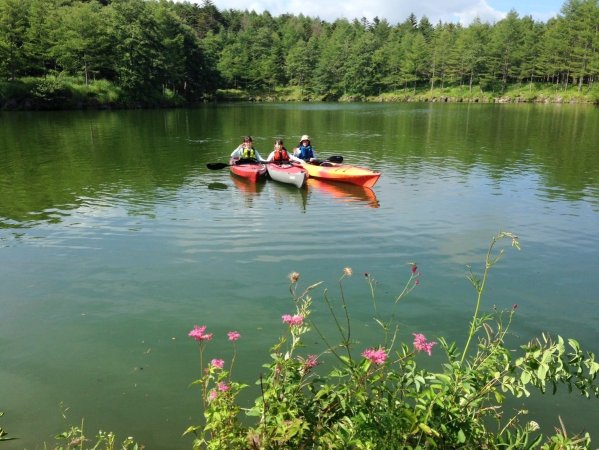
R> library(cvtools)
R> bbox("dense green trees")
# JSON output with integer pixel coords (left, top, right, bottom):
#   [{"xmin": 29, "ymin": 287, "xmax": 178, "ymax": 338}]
[{"xmin": 0, "ymin": 0, "xmax": 598, "ymax": 105}]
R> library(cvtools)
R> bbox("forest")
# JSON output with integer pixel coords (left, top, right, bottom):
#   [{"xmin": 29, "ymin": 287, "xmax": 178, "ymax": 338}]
[{"xmin": 1, "ymin": 0, "xmax": 598, "ymax": 108}]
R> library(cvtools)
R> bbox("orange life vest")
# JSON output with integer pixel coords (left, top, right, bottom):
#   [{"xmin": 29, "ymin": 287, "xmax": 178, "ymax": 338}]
[{"xmin": 273, "ymin": 148, "xmax": 290, "ymax": 163}]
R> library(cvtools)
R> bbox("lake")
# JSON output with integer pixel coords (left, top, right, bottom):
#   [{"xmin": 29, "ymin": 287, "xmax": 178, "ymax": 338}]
[{"xmin": 1, "ymin": 103, "xmax": 598, "ymax": 448}]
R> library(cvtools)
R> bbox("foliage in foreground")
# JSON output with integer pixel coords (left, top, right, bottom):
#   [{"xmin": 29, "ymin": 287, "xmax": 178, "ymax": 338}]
[{"xmin": 185, "ymin": 232, "xmax": 598, "ymax": 449}]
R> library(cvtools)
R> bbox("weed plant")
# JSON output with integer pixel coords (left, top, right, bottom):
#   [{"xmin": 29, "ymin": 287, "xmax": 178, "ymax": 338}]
[{"xmin": 185, "ymin": 232, "xmax": 598, "ymax": 449}]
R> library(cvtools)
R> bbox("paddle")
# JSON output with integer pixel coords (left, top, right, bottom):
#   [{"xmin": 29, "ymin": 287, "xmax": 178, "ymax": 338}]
[
  {"xmin": 207, "ymin": 155, "xmax": 343, "ymax": 170},
  {"xmin": 206, "ymin": 158, "xmax": 263, "ymax": 170},
  {"xmin": 319, "ymin": 155, "xmax": 343, "ymax": 163}
]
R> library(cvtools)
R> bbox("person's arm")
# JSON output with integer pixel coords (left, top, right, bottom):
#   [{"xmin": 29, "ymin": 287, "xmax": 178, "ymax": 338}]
[
  {"xmin": 265, "ymin": 151, "xmax": 275, "ymax": 162},
  {"xmin": 255, "ymin": 150, "xmax": 267, "ymax": 163},
  {"xmin": 289, "ymin": 154, "xmax": 304, "ymax": 163},
  {"xmin": 230, "ymin": 145, "xmax": 242, "ymax": 158}
]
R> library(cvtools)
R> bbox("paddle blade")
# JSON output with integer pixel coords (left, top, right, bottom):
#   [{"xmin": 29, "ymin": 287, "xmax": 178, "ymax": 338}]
[
  {"xmin": 326, "ymin": 155, "xmax": 343, "ymax": 163},
  {"xmin": 206, "ymin": 162, "xmax": 229, "ymax": 170}
]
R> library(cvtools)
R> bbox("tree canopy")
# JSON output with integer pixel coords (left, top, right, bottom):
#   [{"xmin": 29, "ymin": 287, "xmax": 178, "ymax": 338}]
[{"xmin": 0, "ymin": 0, "xmax": 598, "ymax": 102}]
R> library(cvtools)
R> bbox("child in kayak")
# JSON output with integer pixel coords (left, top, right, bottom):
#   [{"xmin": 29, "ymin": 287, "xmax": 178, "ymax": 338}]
[
  {"xmin": 230, "ymin": 136, "xmax": 265, "ymax": 163},
  {"xmin": 292, "ymin": 134, "xmax": 317, "ymax": 162},
  {"xmin": 266, "ymin": 139, "xmax": 291, "ymax": 164}
]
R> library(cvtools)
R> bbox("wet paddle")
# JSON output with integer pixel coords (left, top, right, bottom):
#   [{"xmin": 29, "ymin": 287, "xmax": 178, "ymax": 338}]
[
  {"xmin": 206, "ymin": 162, "xmax": 230, "ymax": 170},
  {"xmin": 322, "ymin": 155, "xmax": 343, "ymax": 163},
  {"xmin": 206, "ymin": 158, "xmax": 263, "ymax": 170}
]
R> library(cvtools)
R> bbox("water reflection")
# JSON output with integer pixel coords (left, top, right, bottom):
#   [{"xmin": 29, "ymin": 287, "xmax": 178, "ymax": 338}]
[
  {"xmin": 207, "ymin": 182, "xmax": 228, "ymax": 191},
  {"xmin": 230, "ymin": 174, "xmax": 266, "ymax": 195},
  {"xmin": 308, "ymin": 178, "xmax": 380, "ymax": 208}
]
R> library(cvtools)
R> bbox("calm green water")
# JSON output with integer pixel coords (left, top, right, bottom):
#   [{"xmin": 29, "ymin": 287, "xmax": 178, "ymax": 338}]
[{"xmin": 1, "ymin": 103, "xmax": 598, "ymax": 448}]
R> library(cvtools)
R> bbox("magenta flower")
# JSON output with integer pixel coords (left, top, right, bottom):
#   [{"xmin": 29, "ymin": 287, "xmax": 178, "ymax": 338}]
[
  {"xmin": 413, "ymin": 333, "xmax": 437, "ymax": 356},
  {"xmin": 411, "ymin": 264, "xmax": 418, "ymax": 274},
  {"xmin": 362, "ymin": 347, "xmax": 388, "ymax": 365},
  {"xmin": 208, "ymin": 390, "xmax": 218, "ymax": 401},
  {"xmin": 217, "ymin": 382, "xmax": 230, "ymax": 392},
  {"xmin": 304, "ymin": 354, "xmax": 318, "ymax": 368},
  {"xmin": 211, "ymin": 358, "xmax": 224, "ymax": 369},
  {"xmin": 228, "ymin": 331, "xmax": 241, "ymax": 341},
  {"xmin": 188, "ymin": 325, "xmax": 213, "ymax": 341},
  {"xmin": 282, "ymin": 314, "xmax": 304, "ymax": 326}
]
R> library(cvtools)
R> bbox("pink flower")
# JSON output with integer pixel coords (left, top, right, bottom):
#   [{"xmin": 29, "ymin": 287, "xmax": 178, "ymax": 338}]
[
  {"xmin": 362, "ymin": 347, "xmax": 388, "ymax": 365},
  {"xmin": 413, "ymin": 333, "xmax": 437, "ymax": 356},
  {"xmin": 188, "ymin": 325, "xmax": 213, "ymax": 341},
  {"xmin": 208, "ymin": 390, "xmax": 218, "ymax": 401},
  {"xmin": 211, "ymin": 358, "xmax": 224, "ymax": 369},
  {"xmin": 228, "ymin": 331, "xmax": 241, "ymax": 341},
  {"xmin": 304, "ymin": 354, "xmax": 318, "ymax": 368},
  {"xmin": 217, "ymin": 382, "xmax": 230, "ymax": 392},
  {"xmin": 411, "ymin": 264, "xmax": 418, "ymax": 274},
  {"xmin": 282, "ymin": 314, "xmax": 304, "ymax": 326}
]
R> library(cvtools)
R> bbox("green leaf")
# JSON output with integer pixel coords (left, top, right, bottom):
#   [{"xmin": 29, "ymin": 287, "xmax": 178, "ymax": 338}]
[
  {"xmin": 457, "ymin": 429, "xmax": 466, "ymax": 443},
  {"xmin": 536, "ymin": 363, "xmax": 548, "ymax": 380},
  {"xmin": 418, "ymin": 423, "xmax": 440, "ymax": 437}
]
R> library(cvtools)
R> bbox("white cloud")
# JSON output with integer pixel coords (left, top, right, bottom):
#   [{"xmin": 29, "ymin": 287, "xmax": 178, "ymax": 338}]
[{"xmin": 203, "ymin": 0, "xmax": 507, "ymax": 25}]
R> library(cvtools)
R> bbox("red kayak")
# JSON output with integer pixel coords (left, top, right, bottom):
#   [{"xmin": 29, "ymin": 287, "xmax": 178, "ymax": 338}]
[{"xmin": 229, "ymin": 158, "xmax": 267, "ymax": 183}]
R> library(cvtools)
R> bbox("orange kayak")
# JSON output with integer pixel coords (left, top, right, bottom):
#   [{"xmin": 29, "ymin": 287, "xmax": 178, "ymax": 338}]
[{"xmin": 301, "ymin": 161, "xmax": 380, "ymax": 188}]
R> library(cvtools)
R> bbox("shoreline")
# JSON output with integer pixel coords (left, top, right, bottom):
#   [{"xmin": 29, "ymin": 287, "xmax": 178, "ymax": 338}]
[{"xmin": 2, "ymin": 80, "xmax": 598, "ymax": 111}]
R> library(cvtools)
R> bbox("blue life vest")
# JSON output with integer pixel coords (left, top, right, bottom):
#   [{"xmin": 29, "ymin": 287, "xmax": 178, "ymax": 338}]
[{"xmin": 297, "ymin": 144, "xmax": 314, "ymax": 161}]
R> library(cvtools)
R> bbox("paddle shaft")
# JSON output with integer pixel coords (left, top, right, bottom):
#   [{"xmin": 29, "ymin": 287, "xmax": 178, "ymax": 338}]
[{"xmin": 207, "ymin": 155, "xmax": 343, "ymax": 170}]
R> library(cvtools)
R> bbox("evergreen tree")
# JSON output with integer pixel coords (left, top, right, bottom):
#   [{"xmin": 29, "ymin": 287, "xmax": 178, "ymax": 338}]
[{"xmin": 0, "ymin": 0, "xmax": 31, "ymax": 79}]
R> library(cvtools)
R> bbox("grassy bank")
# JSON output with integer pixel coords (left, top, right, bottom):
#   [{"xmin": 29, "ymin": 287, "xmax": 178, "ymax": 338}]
[
  {"xmin": 2, "ymin": 77, "xmax": 598, "ymax": 110},
  {"xmin": 0, "ymin": 76, "xmax": 186, "ymax": 110},
  {"xmin": 217, "ymin": 83, "xmax": 599, "ymax": 104}
]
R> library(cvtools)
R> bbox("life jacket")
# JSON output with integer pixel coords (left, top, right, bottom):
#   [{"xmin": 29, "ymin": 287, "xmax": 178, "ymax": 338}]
[
  {"xmin": 241, "ymin": 147, "xmax": 256, "ymax": 159},
  {"xmin": 297, "ymin": 144, "xmax": 314, "ymax": 161},
  {"xmin": 273, "ymin": 147, "xmax": 289, "ymax": 163}
]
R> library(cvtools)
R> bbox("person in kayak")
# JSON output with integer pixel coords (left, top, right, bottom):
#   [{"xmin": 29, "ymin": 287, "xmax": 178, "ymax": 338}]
[
  {"xmin": 266, "ymin": 139, "xmax": 291, "ymax": 164},
  {"xmin": 230, "ymin": 136, "xmax": 265, "ymax": 164},
  {"xmin": 292, "ymin": 135, "xmax": 317, "ymax": 163}
]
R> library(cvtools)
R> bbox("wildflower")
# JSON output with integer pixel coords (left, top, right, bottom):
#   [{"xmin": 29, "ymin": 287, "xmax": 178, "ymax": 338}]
[
  {"xmin": 188, "ymin": 325, "xmax": 213, "ymax": 341},
  {"xmin": 228, "ymin": 331, "xmax": 241, "ymax": 341},
  {"xmin": 413, "ymin": 333, "xmax": 437, "ymax": 356},
  {"xmin": 411, "ymin": 264, "xmax": 418, "ymax": 274},
  {"xmin": 208, "ymin": 390, "xmax": 218, "ymax": 401},
  {"xmin": 527, "ymin": 421, "xmax": 540, "ymax": 432},
  {"xmin": 288, "ymin": 272, "xmax": 300, "ymax": 283},
  {"xmin": 211, "ymin": 359, "xmax": 224, "ymax": 369},
  {"xmin": 415, "ymin": 279, "xmax": 420, "ymax": 285},
  {"xmin": 304, "ymin": 354, "xmax": 318, "ymax": 368},
  {"xmin": 361, "ymin": 347, "xmax": 388, "ymax": 365},
  {"xmin": 512, "ymin": 304, "xmax": 518, "ymax": 310},
  {"xmin": 343, "ymin": 267, "xmax": 353, "ymax": 277},
  {"xmin": 217, "ymin": 382, "xmax": 230, "ymax": 392},
  {"xmin": 282, "ymin": 314, "xmax": 304, "ymax": 326}
]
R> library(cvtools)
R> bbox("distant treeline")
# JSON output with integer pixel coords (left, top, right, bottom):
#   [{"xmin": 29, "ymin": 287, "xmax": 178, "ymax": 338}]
[{"xmin": 0, "ymin": 0, "xmax": 598, "ymax": 107}]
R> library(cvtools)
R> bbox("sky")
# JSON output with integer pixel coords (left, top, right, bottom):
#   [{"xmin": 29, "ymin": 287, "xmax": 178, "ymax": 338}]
[{"xmin": 189, "ymin": 0, "xmax": 565, "ymax": 25}]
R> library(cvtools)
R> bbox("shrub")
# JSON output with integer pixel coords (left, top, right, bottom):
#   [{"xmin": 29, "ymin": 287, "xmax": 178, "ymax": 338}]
[{"xmin": 186, "ymin": 232, "xmax": 598, "ymax": 449}]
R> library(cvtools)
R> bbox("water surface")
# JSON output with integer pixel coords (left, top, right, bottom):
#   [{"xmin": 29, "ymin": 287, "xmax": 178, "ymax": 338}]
[{"xmin": 1, "ymin": 103, "xmax": 598, "ymax": 448}]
